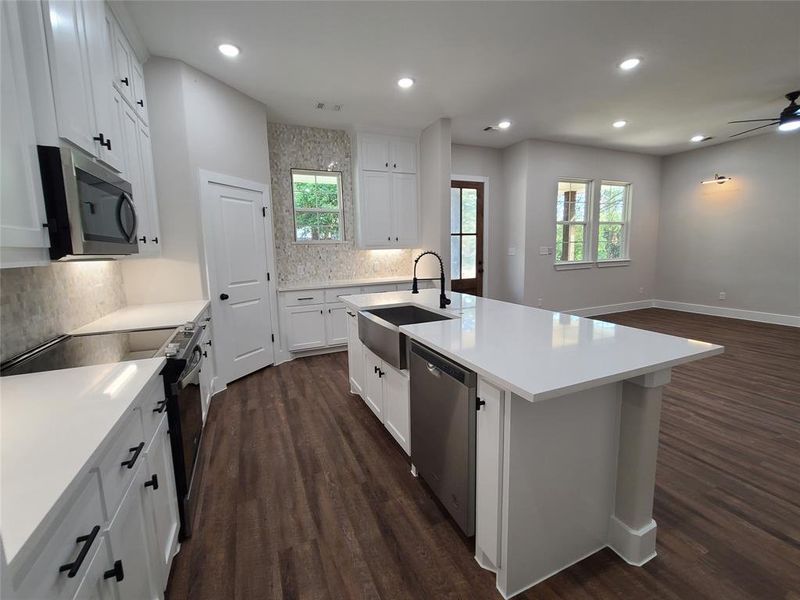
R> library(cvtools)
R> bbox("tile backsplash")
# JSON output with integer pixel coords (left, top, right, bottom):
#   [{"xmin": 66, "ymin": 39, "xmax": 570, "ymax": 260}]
[
  {"xmin": 268, "ymin": 122, "xmax": 418, "ymax": 284},
  {"xmin": 0, "ymin": 261, "xmax": 125, "ymax": 362}
]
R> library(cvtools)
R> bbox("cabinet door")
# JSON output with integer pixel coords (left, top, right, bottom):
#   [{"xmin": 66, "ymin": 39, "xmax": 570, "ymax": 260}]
[
  {"xmin": 360, "ymin": 135, "xmax": 389, "ymax": 171},
  {"xmin": 106, "ymin": 465, "xmax": 159, "ymax": 600},
  {"xmin": 131, "ymin": 61, "xmax": 149, "ymax": 124},
  {"xmin": 390, "ymin": 138, "xmax": 417, "ymax": 174},
  {"xmin": 360, "ymin": 170, "xmax": 392, "ymax": 247},
  {"xmin": 43, "ymin": 0, "xmax": 97, "ymax": 155},
  {"xmin": 198, "ymin": 323, "xmax": 214, "ymax": 419},
  {"xmin": 82, "ymin": 0, "xmax": 124, "ymax": 172},
  {"xmin": 142, "ymin": 417, "xmax": 180, "ymax": 588},
  {"xmin": 391, "ymin": 173, "xmax": 419, "ymax": 246},
  {"xmin": 346, "ymin": 310, "xmax": 365, "ymax": 396},
  {"xmin": 362, "ymin": 348, "xmax": 384, "ymax": 421},
  {"xmin": 325, "ymin": 302, "xmax": 348, "ymax": 346},
  {"xmin": 72, "ymin": 537, "xmax": 117, "ymax": 600},
  {"xmin": 286, "ymin": 305, "xmax": 326, "ymax": 351},
  {"xmin": 136, "ymin": 122, "xmax": 160, "ymax": 254},
  {"xmin": 383, "ymin": 365, "xmax": 410, "ymax": 454},
  {"xmin": 119, "ymin": 102, "xmax": 151, "ymax": 251},
  {"xmin": 0, "ymin": 0, "xmax": 50, "ymax": 262},
  {"xmin": 110, "ymin": 15, "xmax": 134, "ymax": 102},
  {"xmin": 475, "ymin": 380, "xmax": 505, "ymax": 568}
]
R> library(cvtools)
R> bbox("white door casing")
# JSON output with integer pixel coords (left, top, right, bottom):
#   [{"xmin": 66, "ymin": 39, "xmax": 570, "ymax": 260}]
[{"xmin": 200, "ymin": 171, "xmax": 278, "ymax": 384}]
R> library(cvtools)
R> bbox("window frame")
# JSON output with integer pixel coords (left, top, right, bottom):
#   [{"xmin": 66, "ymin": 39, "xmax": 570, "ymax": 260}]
[
  {"xmin": 595, "ymin": 180, "xmax": 632, "ymax": 264},
  {"xmin": 554, "ymin": 177, "xmax": 594, "ymax": 267},
  {"xmin": 290, "ymin": 168, "xmax": 345, "ymax": 244}
]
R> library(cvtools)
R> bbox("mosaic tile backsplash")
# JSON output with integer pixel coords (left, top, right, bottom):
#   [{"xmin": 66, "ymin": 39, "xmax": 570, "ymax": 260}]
[
  {"xmin": 268, "ymin": 122, "xmax": 418, "ymax": 284},
  {"xmin": 0, "ymin": 261, "xmax": 126, "ymax": 362}
]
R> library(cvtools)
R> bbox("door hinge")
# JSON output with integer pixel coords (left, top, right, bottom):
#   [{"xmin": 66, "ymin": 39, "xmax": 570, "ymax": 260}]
[
  {"xmin": 262, "ymin": 206, "xmax": 267, "ymax": 217},
  {"xmin": 271, "ymin": 333, "xmax": 275, "ymax": 343}
]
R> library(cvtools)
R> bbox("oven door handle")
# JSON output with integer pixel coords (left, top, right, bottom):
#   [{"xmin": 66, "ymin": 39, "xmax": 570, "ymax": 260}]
[
  {"xmin": 177, "ymin": 346, "xmax": 203, "ymax": 390},
  {"xmin": 117, "ymin": 192, "xmax": 138, "ymax": 243}
]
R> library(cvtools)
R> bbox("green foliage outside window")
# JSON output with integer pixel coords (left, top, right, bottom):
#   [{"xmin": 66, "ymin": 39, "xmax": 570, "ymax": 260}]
[{"xmin": 292, "ymin": 170, "xmax": 343, "ymax": 241}]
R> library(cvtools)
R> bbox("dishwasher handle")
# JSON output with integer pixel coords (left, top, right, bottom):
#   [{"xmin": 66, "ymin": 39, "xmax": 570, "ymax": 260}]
[{"xmin": 410, "ymin": 341, "xmax": 476, "ymax": 387}]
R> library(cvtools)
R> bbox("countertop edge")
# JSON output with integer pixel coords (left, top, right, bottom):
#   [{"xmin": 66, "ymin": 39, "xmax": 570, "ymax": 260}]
[{"xmin": 69, "ymin": 300, "xmax": 211, "ymax": 335}]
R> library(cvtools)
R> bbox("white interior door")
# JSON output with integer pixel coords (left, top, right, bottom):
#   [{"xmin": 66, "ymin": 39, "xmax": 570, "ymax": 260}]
[{"xmin": 202, "ymin": 173, "xmax": 276, "ymax": 383}]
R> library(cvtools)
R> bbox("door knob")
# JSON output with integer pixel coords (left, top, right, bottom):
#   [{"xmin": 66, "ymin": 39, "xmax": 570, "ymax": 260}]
[{"xmin": 219, "ymin": 293, "xmax": 229, "ymax": 300}]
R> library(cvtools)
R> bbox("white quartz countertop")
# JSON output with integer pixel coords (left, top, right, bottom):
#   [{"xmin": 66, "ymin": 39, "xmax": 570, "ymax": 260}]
[
  {"xmin": 278, "ymin": 275, "xmax": 437, "ymax": 292},
  {"xmin": 70, "ymin": 300, "xmax": 210, "ymax": 335},
  {"xmin": 340, "ymin": 289, "xmax": 723, "ymax": 402},
  {"xmin": 0, "ymin": 358, "xmax": 166, "ymax": 564}
]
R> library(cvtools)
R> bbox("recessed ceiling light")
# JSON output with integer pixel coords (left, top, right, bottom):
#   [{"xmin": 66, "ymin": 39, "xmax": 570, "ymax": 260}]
[
  {"xmin": 218, "ymin": 44, "xmax": 240, "ymax": 57},
  {"xmin": 612, "ymin": 120, "xmax": 627, "ymax": 128},
  {"xmin": 618, "ymin": 57, "xmax": 641, "ymax": 71},
  {"xmin": 397, "ymin": 77, "xmax": 415, "ymax": 89},
  {"xmin": 497, "ymin": 120, "xmax": 512, "ymax": 129},
  {"xmin": 690, "ymin": 134, "xmax": 706, "ymax": 143}
]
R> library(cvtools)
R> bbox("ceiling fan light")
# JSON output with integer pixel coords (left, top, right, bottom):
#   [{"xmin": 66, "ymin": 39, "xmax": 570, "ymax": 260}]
[
  {"xmin": 701, "ymin": 174, "xmax": 731, "ymax": 185},
  {"xmin": 778, "ymin": 119, "xmax": 800, "ymax": 132}
]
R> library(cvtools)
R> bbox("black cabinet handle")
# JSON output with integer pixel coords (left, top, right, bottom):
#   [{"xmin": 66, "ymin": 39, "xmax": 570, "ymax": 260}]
[
  {"xmin": 93, "ymin": 133, "xmax": 111, "ymax": 149},
  {"xmin": 385, "ymin": 162, "xmax": 388, "ymax": 167},
  {"xmin": 476, "ymin": 397, "xmax": 486, "ymax": 411},
  {"xmin": 103, "ymin": 560, "xmax": 124, "ymax": 582},
  {"xmin": 378, "ymin": 369, "xmax": 385, "ymax": 378},
  {"xmin": 153, "ymin": 399, "xmax": 167, "ymax": 414},
  {"xmin": 393, "ymin": 163, "xmax": 397, "ymax": 168},
  {"xmin": 297, "ymin": 296, "xmax": 314, "ymax": 300},
  {"xmin": 59, "ymin": 525, "xmax": 100, "ymax": 578},
  {"xmin": 137, "ymin": 99, "xmax": 144, "ymax": 107},
  {"xmin": 121, "ymin": 442, "xmax": 145, "ymax": 469},
  {"xmin": 121, "ymin": 77, "xmax": 129, "ymax": 86},
  {"xmin": 205, "ymin": 339, "xmax": 212, "ymax": 346},
  {"xmin": 220, "ymin": 293, "xmax": 229, "ymax": 300},
  {"xmin": 152, "ymin": 237, "xmax": 159, "ymax": 244},
  {"xmin": 144, "ymin": 474, "xmax": 159, "ymax": 490},
  {"xmin": 139, "ymin": 236, "xmax": 147, "ymax": 243},
  {"xmin": 202, "ymin": 350, "xmax": 208, "ymax": 358},
  {"xmin": 374, "ymin": 365, "xmax": 378, "ymax": 373},
  {"xmin": 387, "ymin": 236, "xmax": 391, "ymax": 241}
]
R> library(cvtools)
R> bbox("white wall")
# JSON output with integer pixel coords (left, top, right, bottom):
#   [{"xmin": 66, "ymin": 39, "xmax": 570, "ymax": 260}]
[
  {"xmin": 419, "ymin": 118, "xmax": 452, "ymax": 281},
  {"xmin": 657, "ymin": 133, "xmax": 800, "ymax": 317},
  {"xmin": 500, "ymin": 142, "xmax": 529, "ymax": 303},
  {"xmin": 451, "ymin": 144, "xmax": 505, "ymax": 299},
  {"xmin": 120, "ymin": 58, "xmax": 270, "ymax": 304}
]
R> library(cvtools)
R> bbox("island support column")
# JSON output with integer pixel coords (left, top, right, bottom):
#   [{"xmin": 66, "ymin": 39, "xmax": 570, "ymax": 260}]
[{"xmin": 609, "ymin": 368, "xmax": 671, "ymax": 565}]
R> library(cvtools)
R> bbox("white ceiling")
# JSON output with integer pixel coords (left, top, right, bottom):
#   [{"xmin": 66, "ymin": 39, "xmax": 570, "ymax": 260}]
[{"xmin": 124, "ymin": 1, "xmax": 800, "ymax": 155}]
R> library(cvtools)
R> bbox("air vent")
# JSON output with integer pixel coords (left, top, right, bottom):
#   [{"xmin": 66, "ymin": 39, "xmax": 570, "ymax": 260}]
[{"xmin": 315, "ymin": 102, "xmax": 343, "ymax": 112}]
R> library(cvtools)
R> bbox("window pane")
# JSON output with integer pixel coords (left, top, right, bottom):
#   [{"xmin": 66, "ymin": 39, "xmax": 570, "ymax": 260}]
[
  {"xmin": 450, "ymin": 188, "xmax": 461, "ymax": 234},
  {"xmin": 556, "ymin": 181, "xmax": 587, "ymax": 222},
  {"xmin": 292, "ymin": 170, "xmax": 343, "ymax": 242},
  {"xmin": 295, "ymin": 211, "xmax": 317, "ymax": 241},
  {"xmin": 461, "ymin": 188, "xmax": 477, "ymax": 233},
  {"xmin": 451, "ymin": 235, "xmax": 461, "ymax": 279},
  {"xmin": 462, "ymin": 236, "xmax": 477, "ymax": 278},
  {"xmin": 317, "ymin": 212, "xmax": 342, "ymax": 241},
  {"xmin": 597, "ymin": 224, "xmax": 623, "ymax": 260},
  {"xmin": 600, "ymin": 184, "xmax": 626, "ymax": 222},
  {"xmin": 555, "ymin": 223, "xmax": 585, "ymax": 262}
]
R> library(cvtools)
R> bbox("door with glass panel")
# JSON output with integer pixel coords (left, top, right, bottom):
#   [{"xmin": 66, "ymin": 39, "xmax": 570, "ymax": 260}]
[{"xmin": 450, "ymin": 181, "xmax": 484, "ymax": 296}]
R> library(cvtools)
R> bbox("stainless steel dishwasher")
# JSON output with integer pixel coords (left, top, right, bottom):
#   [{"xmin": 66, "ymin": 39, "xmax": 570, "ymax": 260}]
[{"xmin": 409, "ymin": 340, "xmax": 477, "ymax": 536}]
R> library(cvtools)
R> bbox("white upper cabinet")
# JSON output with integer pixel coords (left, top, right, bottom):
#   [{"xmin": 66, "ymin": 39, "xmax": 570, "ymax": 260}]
[
  {"xmin": 131, "ymin": 60, "xmax": 149, "ymax": 124},
  {"xmin": 355, "ymin": 132, "xmax": 419, "ymax": 248},
  {"xmin": 0, "ymin": 0, "xmax": 51, "ymax": 268},
  {"xmin": 136, "ymin": 122, "xmax": 161, "ymax": 252},
  {"xmin": 110, "ymin": 15, "xmax": 134, "ymax": 103}
]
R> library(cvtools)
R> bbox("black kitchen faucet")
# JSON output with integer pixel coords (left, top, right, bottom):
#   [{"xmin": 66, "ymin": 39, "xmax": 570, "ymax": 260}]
[{"xmin": 411, "ymin": 251, "xmax": 452, "ymax": 309}]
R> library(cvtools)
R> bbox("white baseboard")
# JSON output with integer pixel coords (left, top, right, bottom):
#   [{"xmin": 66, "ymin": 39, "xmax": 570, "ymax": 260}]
[
  {"xmin": 566, "ymin": 300, "xmax": 654, "ymax": 317},
  {"xmin": 653, "ymin": 300, "xmax": 800, "ymax": 327}
]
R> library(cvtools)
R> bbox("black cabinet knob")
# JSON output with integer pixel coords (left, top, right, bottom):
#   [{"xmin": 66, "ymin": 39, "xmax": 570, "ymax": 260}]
[
  {"xmin": 385, "ymin": 162, "xmax": 388, "ymax": 167},
  {"xmin": 144, "ymin": 474, "xmax": 159, "ymax": 490},
  {"xmin": 103, "ymin": 560, "xmax": 124, "ymax": 582},
  {"xmin": 476, "ymin": 397, "xmax": 486, "ymax": 411},
  {"xmin": 220, "ymin": 293, "xmax": 229, "ymax": 300},
  {"xmin": 393, "ymin": 163, "xmax": 397, "ymax": 168}
]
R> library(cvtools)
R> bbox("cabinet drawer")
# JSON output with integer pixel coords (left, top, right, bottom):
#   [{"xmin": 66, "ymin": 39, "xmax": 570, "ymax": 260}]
[
  {"xmin": 9, "ymin": 472, "xmax": 104, "ymax": 600},
  {"xmin": 283, "ymin": 290, "xmax": 324, "ymax": 306},
  {"xmin": 139, "ymin": 375, "xmax": 167, "ymax": 450},
  {"xmin": 324, "ymin": 287, "xmax": 361, "ymax": 303},
  {"xmin": 98, "ymin": 409, "xmax": 146, "ymax": 520}
]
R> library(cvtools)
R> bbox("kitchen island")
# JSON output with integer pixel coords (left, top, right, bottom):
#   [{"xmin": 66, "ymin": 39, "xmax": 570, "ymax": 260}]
[{"xmin": 340, "ymin": 289, "xmax": 723, "ymax": 599}]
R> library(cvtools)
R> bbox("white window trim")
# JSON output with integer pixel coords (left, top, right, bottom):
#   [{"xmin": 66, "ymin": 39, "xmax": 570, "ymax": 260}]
[
  {"xmin": 595, "ymin": 180, "xmax": 632, "ymax": 264},
  {"xmin": 554, "ymin": 177, "xmax": 594, "ymax": 266},
  {"xmin": 291, "ymin": 168, "xmax": 345, "ymax": 244}
]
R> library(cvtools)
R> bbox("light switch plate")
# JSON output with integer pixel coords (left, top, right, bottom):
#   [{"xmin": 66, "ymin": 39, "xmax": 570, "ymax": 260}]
[{"xmin": 508, "ymin": 247, "xmax": 517, "ymax": 256}]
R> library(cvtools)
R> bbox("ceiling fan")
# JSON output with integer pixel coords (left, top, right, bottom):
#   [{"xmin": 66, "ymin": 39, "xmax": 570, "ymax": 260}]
[{"xmin": 728, "ymin": 91, "xmax": 800, "ymax": 138}]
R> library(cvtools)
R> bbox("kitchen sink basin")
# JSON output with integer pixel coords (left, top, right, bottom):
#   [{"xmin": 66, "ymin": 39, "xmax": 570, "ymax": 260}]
[{"xmin": 358, "ymin": 305, "xmax": 454, "ymax": 369}]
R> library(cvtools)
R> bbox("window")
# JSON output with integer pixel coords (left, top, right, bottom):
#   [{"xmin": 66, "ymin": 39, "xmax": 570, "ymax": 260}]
[
  {"xmin": 450, "ymin": 182, "xmax": 484, "ymax": 294},
  {"xmin": 291, "ymin": 169, "xmax": 344, "ymax": 242},
  {"xmin": 555, "ymin": 180, "xmax": 590, "ymax": 263},
  {"xmin": 597, "ymin": 182, "xmax": 630, "ymax": 261}
]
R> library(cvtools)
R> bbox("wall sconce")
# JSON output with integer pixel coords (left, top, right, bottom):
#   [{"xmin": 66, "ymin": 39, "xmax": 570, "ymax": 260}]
[{"xmin": 701, "ymin": 174, "xmax": 732, "ymax": 185}]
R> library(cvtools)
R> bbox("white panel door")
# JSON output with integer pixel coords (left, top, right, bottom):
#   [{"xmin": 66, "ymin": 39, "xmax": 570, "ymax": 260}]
[
  {"xmin": 324, "ymin": 302, "xmax": 348, "ymax": 346},
  {"xmin": 362, "ymin": 348, "xmax": 384, "ymax": 421},
  {"xmin": 360, "ymin": 135, "xmax": 389, "ymax": 171},
  {"xmin": 390, "ymin": 138, "xmax": 417, "ymax": 173},
  {"xmin": 360, "ymin": 170, "xmax": 392, "ymax": 247},
  {"xmin": 346, "ymin": 310, "xmax": 365, "ymax": 396},
  {"xmin": 383, "ymin": 366, "xmax": 410, "ymax": 454},
  {"xmin": 43, "ymin": 0, "xmax": 97, "ymax": 155},
  {"xmin": 0, "ymin": 0, "xmax": 50, "ymax": 256},
  {"xmin": 391, "ymin": 173, "xmax": 419, "ymax": 245},
  {"xmin": 286, "ymin": 305, "xmax": 326, "ymax": 351},
  {"xmin": 204, "ymin": 177, "xmax": 275, "ymax": 383}
]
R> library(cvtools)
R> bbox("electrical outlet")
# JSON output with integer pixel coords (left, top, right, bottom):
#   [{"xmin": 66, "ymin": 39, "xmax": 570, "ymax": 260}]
[
  {"xmin": 719, "ymin": 291, "xmax": 726, "ymax": 300},
  {"xmin": 537, "ymin": 298, "xmax": 543, "ymax": 307},
  {"xmin": 508, "ymin": 247, "xmax": 517, "ymax": 256},
  {"xmin": 539, "ymin": 246, "xmax": 549, "ymax": 256},
  {"xmin": 639, "ymin": 287, "xmax": 645, "ymax": 295}
]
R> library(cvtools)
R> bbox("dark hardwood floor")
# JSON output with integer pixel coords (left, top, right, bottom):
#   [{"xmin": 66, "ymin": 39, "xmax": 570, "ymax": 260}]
[{"xmin": 167, "ymin": 309, "xmax": 800, "ymax": 600}]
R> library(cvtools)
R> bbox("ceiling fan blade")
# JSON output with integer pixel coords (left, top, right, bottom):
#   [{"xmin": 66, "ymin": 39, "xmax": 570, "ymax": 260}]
[
  {"xmin": 729, "ymin": 122, "xmax": 777, "ymax": 138},
  {"xmin": 728, "ymin": 118, "xmax": 779, "ymax": 124}
]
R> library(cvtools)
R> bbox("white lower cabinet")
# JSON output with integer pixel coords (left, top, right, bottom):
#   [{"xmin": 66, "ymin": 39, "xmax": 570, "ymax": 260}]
[
  {"xmin": 325, "ymin": 302, "xmax": 348, "ymax": 346},
  {"xmin": 286, "ymin": 304, "xmax": 327, "ymax": 351},
  {"xmin": 345, "ymin": 309, "xmax": 365, "ymax": 395},
  {"xmin": 71, "ymin": 537, "xmax": 117, "ymax": 600},
  {"xmin": 359, "ymin": 345, "xmax": 411, "ymax": 456},
  {"xmin": 475, "ymin": 379, "xmax": 505, "ymax": 569},
  {"xmin": 198, "ymin": 320, "xmax": 215, "ymax": 420},
  {"xmin": 362, "ymin": 347, "xmax": 385, "ymax": 421}
]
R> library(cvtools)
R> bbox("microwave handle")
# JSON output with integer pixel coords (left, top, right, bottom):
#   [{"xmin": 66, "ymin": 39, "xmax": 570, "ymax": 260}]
[{"xmin": 118, "ymin": 192, "xmax": 138, "ymax": 243}]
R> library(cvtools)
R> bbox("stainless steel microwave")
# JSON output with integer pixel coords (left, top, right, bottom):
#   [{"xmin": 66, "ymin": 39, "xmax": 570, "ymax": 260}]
[{"xmin": 37, "ymin": 145, "xmax": 139, "ymax": 259}]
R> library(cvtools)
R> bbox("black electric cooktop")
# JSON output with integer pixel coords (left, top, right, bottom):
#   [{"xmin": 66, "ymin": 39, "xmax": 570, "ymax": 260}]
[{"xmin": 0, "ymin": 328, "xmax": 176, "ymax": 377}]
